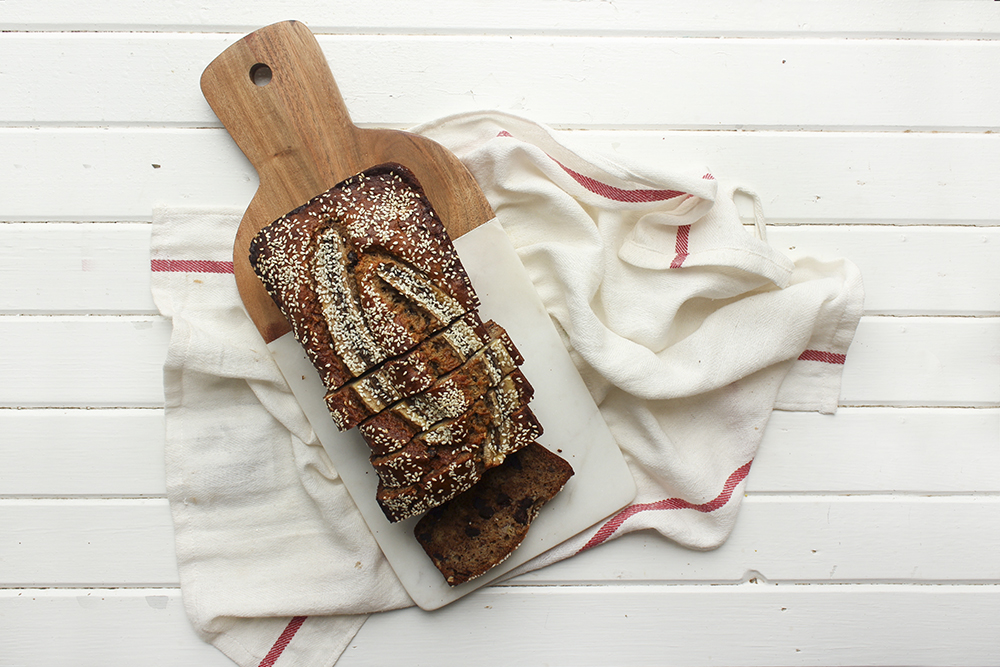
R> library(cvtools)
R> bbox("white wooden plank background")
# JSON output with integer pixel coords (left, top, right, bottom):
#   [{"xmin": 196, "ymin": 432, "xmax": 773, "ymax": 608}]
[
  {"xmin": 5, "ymin": 35, "xmax": 1000, "ymax": 130},
  {"xmin": 1, "ymin": 2, "xmax": 998, "ymax": 665}
]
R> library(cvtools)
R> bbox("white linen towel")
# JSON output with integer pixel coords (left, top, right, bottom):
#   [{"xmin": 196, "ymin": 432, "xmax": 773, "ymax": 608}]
[{"xmin": 151, "ymin": 111, "xmax": 863, "ymax": 666}]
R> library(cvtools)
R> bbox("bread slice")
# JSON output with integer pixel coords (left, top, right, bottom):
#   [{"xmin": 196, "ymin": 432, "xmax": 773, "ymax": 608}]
[
  {"xmin": 249, "ymin": 163, "xmax": 479, "ymax": 391},
  {"xmin": 414, "ymin": 443, "xmax": 574, "ymax": 586},
  {"xmin": 357, "ymin": 333, "xmax": 526, "ymax": 450},
  {"xmin": 373, "ymin": 402, "xmax": 543, "ymax": 523},
  {"xmin": 362, "ymin": 365, "xmax": 535, "ymax": 458},
  {"xmin": 371, "ymin": 395, "xmax": 540, "ymax": 489},
  {"xmin": 325, "ymin": 317, "xmax": 522, "ymax": 431}
]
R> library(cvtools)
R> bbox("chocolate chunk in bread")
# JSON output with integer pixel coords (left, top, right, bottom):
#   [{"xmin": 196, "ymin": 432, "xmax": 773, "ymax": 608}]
[
  {"xmin": 249, "ymin": 163, "xmax": 479, "ymax": 391},
  {"xmin": 414, "ymin": 443, "xmax": 574, "ymax": 586}
]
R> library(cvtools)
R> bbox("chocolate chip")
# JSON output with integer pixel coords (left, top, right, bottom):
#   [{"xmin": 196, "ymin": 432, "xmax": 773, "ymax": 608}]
[
  {"xmin": 464, "ymin": 526, "xmax": 481, "ymax": 538},
  {"xmin": 473, "ymin": 496, "xmax": 496, "ymax": 518},
  {"xmin": 496, "ymin": 492, "xmax": 511, "ymax": 507},
  {"xmin": 513, "ymin": 497, "xmax": 535, "ymax": 524}
]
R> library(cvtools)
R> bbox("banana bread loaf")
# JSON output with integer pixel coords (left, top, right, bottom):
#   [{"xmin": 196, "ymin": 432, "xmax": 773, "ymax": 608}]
[{"xmin": 250, "ymin": 163, "xmax": 569, "ymax": 551}]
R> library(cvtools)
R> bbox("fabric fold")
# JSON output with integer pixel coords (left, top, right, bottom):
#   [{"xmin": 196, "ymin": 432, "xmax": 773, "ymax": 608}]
[{"xmin": 152, "ymin": 112, "xmax": 863, "ymax": 666}]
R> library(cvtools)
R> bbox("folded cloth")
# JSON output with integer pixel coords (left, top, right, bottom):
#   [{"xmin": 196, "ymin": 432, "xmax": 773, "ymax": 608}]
[{"xmin": 151, "ymin": 112, "xmax": 863, "ymax": 666}]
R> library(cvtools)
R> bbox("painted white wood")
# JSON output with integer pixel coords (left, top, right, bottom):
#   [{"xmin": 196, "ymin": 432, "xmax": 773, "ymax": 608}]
[
  {"xmin": 3, "ymin": 408, "xmax": 996, "ymax": 498},
  {"xmin": 5, "ymin": 0, "xmax": 1000, "ymax": 37},
  {"xmin": 2, "ymin": 223, "xmax": 998, "ymax": 316},
  {"xmin": 0, "ymin": 316, "xmax": 172, "ymax": 407},
  {"xmin": 0, "ymin": 408, "xmax": 166, "ymax": 496},
  {"xmin": 4, "ymin": 35, "xmax": 1000, "ymax": 131},
  {"xmin": 0, "ymin": 589, "xmax": 232, "ymax": 667},
  {"xmin": 5, "ymin": 495, "xmax": 999, "ymax": 587},
  {"xmin": 520, "ymin": 495, "xmax": 1000, "ymax": 584},
  {"xmin": 0, "ymin": 128, "xmax": 256, "ymax": 221},
  {"xmin": 756, "ymin": 408, "xmax": 1000, "ymax": 493},
  {"xmin": 0, "ymin": 223, "xmax": 158, "ymax": 314},
  {"xmin": 3, "ymin": 584, "xmax": 998, "ymax": 667},
  {"xmin": 4, "ymin": 129, "xmax": 999, "ymax": 225},
  {"xmin": 339, "ymin": 583, "xmax": 1000, "ymax": 667},
  {"xmin": 838, "ymin": 317, "xmax": 1000, "ymax": 407},
  {"xmin": 0, "ymin": 315, "xmax": 994, "ymax": 407},
  {"xmin": 766, "ymin": 226, "xmax": 1000, "ymax": 316},
  {"xmin": 0, "ymin": 499, "xmax": 179, "ymax": 586}
]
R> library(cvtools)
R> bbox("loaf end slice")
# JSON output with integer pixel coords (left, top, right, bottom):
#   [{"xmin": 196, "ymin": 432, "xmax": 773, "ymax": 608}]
[{"xmin": 414, "ymin": 443, "xmax": 574, "ymax": 586}]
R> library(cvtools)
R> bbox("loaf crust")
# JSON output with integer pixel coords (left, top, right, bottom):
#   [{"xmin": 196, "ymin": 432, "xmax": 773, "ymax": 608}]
[
  {"xmin": 414, "ymin": 443, "xmax": 574, "ymax": 586},
  {"xmin": 249, "ymin": 163, "xmax": 479, "ymax": 391}
]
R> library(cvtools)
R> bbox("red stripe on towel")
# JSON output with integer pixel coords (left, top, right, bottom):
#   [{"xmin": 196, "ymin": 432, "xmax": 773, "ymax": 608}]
[
  {"xmin": 150, "ymin": 259, "xmax": 235, "ymax": 274},
  {"xmin": 670, "ymin": 224, "xmax": 692, "ymax": 268},
  {"xmin": 496, "ymin": 130, "xmax": 687, "ymax": 203},
  {"xmin": 798, "ymin": 349, "xmax": 847, "ymax": 365},
  {"xmin": 258, "ymin": 616, "xmax": 307, "ymax": 667},
  {"xmin": 577, "ymin": 460, "xmax": 753, "ymax": 553},
  {"xmin": 555, "ymin": 160, "xmax": 687, "ymax": 203}
]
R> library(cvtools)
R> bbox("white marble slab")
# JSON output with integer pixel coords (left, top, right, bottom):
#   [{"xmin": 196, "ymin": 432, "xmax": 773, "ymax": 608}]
[{"xmin": 268, "ymin": 219, "xmax": 636, "ymax": 610}]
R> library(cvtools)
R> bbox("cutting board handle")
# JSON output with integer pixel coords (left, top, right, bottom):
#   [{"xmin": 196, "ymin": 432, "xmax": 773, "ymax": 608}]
[
  {"xmin": 201, "ymin": 20, "xmax": 366, "ymax": 208},
  {"xmin": 201, "ymin": 20, "xmax": 495, "ymax": 343}
]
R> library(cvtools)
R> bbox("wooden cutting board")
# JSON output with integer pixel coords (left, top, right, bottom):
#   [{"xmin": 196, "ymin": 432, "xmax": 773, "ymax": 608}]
[
  {"xmin": 200, "ymin": 20, "xmax": 636, "ymax": 609},
  {"xmin": 200, "ymin": 19, "xmax": 494, "ymax": 344}
]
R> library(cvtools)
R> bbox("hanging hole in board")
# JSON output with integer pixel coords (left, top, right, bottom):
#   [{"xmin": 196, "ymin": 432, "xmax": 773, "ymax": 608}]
[{"xmin": 250, "ymin": 63, "xmax": 273, "ymax": 87}]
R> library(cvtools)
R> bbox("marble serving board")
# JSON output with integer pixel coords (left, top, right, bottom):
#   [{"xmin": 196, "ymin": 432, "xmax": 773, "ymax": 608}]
[{"xmin": 269, "ymin": 219, "xmax": 637, "ymax": 610}]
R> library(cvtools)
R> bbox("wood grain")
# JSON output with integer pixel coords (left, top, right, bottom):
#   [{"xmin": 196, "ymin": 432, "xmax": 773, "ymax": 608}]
[
  {"xmin": 339, "ymin": 584, "xmax": 1000, "ymax": 667},
  {"xmin": 200, "ymin": 20, "xmax": 494, "ymax": 342},
  {"xmin": 5, "ymin": 129, "xmax": 1000, "ymax": 225},
  {"xmin": 4, "ymin": 585, "xmax": 1000, "ymax": 667}
]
